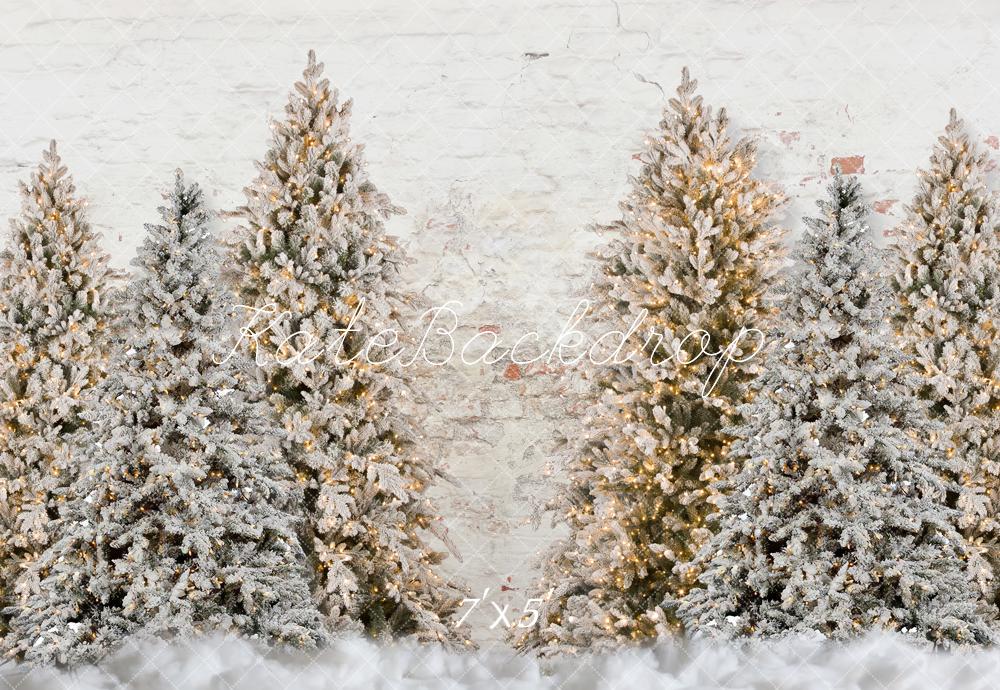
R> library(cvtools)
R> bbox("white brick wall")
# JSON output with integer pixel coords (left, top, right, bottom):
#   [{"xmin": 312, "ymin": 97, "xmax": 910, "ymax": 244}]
[{"xmin": 2, "ymin": 0, "xmax": 999, "ymax": 643}]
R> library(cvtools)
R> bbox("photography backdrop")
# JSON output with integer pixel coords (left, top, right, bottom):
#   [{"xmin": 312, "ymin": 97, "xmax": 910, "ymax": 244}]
[{"xmin": 1, "ymin": 0, "xmax": 999, "ymax": 645}]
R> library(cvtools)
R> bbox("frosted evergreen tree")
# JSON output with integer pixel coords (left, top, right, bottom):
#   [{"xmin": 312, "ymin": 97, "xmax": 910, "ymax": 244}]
[
  {"xmin": 678, "ymin": 173, "xmax": 992, "ymax": 646},
  {"xmin": 517, "ymin": 69, "xmax": 785, "ymax": 654},
  {"xmin": 227, "ymin": 51, "xmax": 466, "ymax": 644},
  {"xmin": 3, "ymin": 173, "xmax": 325, "ymax": 666},
  {"xmin": 0, "ymin": 141, "xmax": 115, "ymax": 633},
  {"xmin": 891, "ymin": 110, "xmax": 1000, "ymax": 605}
]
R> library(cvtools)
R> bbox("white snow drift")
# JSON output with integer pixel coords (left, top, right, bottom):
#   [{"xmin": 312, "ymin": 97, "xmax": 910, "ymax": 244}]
[{"xmin": 3, "ymin": 632, "xmax": 1000, "ymax": 690}]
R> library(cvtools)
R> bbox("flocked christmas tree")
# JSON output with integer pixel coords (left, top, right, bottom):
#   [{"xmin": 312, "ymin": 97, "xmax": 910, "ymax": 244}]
[
  {"xmin": 3, "ymin": 172, "xmax": 325, "ymax": 666},
  {"xmin": 891, "ymin": 110, "xmax": 1000, "ymax": 606},
  {"xmin": 0, "ymin": 141, "xmax": 115, "ymax": 634},
  {"xmin": 226, "ymin": 51, "xmax": 466, "ymax": 644},
  {"xmin": 517, "ymin": 69, "xmax": 785, "ymax": 654},
  {"xmin": 677, "ymin": 173, "xmax": 992, "ymax": 646}
]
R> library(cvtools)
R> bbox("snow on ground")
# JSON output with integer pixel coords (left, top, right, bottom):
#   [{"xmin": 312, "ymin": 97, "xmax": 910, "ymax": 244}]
[{"xmin": 2, "ymin": 632, "xmax": 999, "ymax": 690}]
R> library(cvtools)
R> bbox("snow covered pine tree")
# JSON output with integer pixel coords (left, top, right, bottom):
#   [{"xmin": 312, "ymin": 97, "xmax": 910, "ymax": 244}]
[
  {"xmin": 891, "ymin": 110, "xmax": 1000, "ymax": 607},
  {"xmin": 517, "ymin": 69, "xmax": 785, "ymax": 654},
  {"xmin": 227, "ymin": 51, "xmax": 466, "ymax": 644},
  {"xmin": 3, "ymin": 172, "xmax": 325, "ymax": 665},
  {"xmin": 0, "ymin": 141, "xmax": 115, "ymax": 635},
  {"xmin": 678, "ymin": 172, "xmax": 992, "ymax": 646}
]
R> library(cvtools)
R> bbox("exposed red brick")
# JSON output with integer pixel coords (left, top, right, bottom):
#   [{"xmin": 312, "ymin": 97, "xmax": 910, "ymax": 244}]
[
  {"xmin": 503, "ymin": 363, "xmax": 522, "ymax": 381},
  {"xmin": 873, "ymin": 199, "xmax": 898, "ymax": 214},
  {"xmin": 778, "ymin": 130, "xmax": 800, "ymax": 148},
  {"xmin": 830, "ymin": 155, "xmax": 865, "ymax": 174},
  {"xmin": 424, "ymin": 217, "xmax": 458, "ymax": 231},
  {"xmin": 527, "ymin": 362, "xmax": 567, "ymax": 377},
  {"xmin": 479, "ymin": 324, "xmax": 501, "ymax": 334},
  {"xmin": 986, "ymin": 135, "xmax": 999, "ymax": 150}
]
